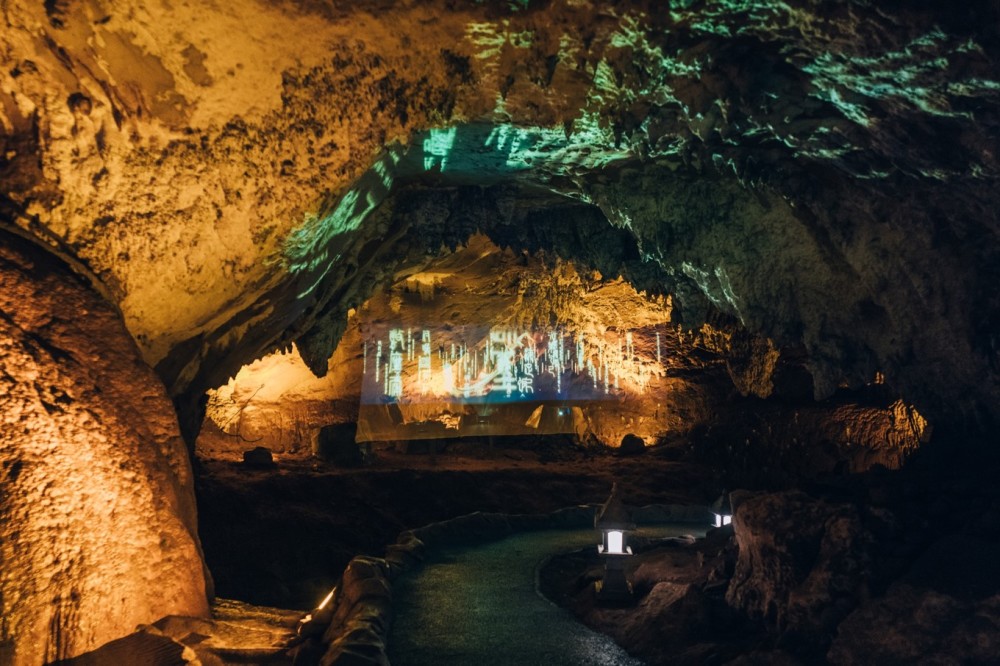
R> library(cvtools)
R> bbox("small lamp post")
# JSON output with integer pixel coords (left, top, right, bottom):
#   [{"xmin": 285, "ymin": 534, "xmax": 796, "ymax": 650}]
[
  {"xmin": 594, "ymin": 482, "xmax": 635, "ymax": 604},
  {"xmin": 711, "ymin": 490, "xmax": 732, "ymax": 528}
]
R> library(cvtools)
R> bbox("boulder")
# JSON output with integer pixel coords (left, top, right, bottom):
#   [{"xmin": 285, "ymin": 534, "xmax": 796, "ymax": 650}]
[
  {"xmin": 56, "ymin": 629, "xmax": 195, "ymax": 665},
  {"xmin": 242, "ymin": 446, "xmax": 276, "ymax": 468},
  {"xmin": 618, "ymin": 434, "xmax": 646, "ymax": 456},
  {"xmin": 0, "ymin": 233, "xmax": 210, "ymax": 662},
  {"xmin": 827, "ymin": 536, "xmax": 1000, "ymax": 664}
]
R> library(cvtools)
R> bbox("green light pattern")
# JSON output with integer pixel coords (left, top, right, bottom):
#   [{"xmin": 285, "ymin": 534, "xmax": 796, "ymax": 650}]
[
  {"xmin": 423, "ymin": 126, "xmax": 457, "ymax": 171},
  {"xmin": 414, "ymin": 122, "xmax": 630, "ymax": 178},
  {"xmin": 466, "ymin": 20, "xmax": 534, "ymax": 61},
  {"xmin": 281, "ymin": 118, "xmax": 632, "ymax": 284},
  {"xmin": 670, "ymin": 0, "xmax": 794, "ymax": 38},
  {"xmin": 681, "ymin": 261, "xmax": 744, "ymax": 323},
  {"xmin": 282, "ymin": 147, "xmax": 402, "ymax": 279},
  {"xmin": 467, "ymin": 22, "xmax": 508, "ymax": 62},
  {"xmin": 948, "ymin": 78, "xmax": 1000, "ymax": 96},
  {"xmin": 278, "ymin": 3, "xmax": 1000, "ymax": 311},
  {"xmin": 802, "ymin": 30, "xmax": 999, "ymax": 126}
]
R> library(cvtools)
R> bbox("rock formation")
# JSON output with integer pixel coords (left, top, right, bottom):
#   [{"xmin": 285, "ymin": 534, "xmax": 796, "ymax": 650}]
[
  {"xmin": 1, "ymin": 0, "xmax": 999, "ymax": 661},
  {"xmin": 0, "ymin": 231, "xmax": 209, "ymax": 664},
  {"xmin": 726, "ymin": 491, "xmax": 877, "ymax": 658},
  {"xmin": 2, "ymin": 0, "xmax": 998, "ymax": 437},
  {"xmin": 198, "ymin": 234, "xmax": 727, "ymax": 453},
  {"xmin": 197, "ymin": 234, "xmax": 927, "ymax": 465}
]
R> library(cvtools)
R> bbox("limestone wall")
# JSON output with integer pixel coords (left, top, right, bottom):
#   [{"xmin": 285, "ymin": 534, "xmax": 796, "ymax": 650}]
[{"xmin": 0, "ymin": 232, "xmax": 209, "ymax": 664}]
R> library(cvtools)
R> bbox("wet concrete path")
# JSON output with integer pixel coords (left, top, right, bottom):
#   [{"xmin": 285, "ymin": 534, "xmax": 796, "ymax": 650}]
[{"xmin": 388, "ymin": 525, "xmax": 701, "ymax": 666}]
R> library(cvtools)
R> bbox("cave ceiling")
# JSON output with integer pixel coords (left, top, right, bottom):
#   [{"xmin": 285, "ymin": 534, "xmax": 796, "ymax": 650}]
[{"xmin": 1, "ymin": 0, "xmax": 999, "ymax": 433}]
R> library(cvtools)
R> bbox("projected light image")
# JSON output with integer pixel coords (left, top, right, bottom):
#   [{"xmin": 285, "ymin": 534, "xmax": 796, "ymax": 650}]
[{"xmin": 361, "ymin": 325, "xmax": 665, "ymax": 405}]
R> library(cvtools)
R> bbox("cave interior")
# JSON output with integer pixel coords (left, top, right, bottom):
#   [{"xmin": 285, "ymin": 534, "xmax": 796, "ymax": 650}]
[{"xmin": 2, "ymin": 1, "xmax": 1000, "ymax": 664}]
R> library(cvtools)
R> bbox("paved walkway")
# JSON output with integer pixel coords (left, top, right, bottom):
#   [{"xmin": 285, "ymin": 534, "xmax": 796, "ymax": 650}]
[{"xmin": 388, "ymin": 525, "xmax": 701, "ymax": 666}]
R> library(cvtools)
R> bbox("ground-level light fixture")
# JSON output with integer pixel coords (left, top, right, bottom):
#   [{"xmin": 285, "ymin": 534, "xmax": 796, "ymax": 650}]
[
  {"xmin": 298, "ymin": 586, "xmax": 337, "ymax": 638},
  {"xmin": 594, "ymin": 482, "xmax": 635, "ymax": 604},
  {"xmin": 711, "ymin": 490, "xmax": 732, "ymax": 528}
]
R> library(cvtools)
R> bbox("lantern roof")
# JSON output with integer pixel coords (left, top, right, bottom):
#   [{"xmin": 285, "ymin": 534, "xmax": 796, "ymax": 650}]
[
  {"xmin": 595, "ymin": 483, "xmax": 635, "ymax": 530},
  {"xmin": 711, "ymin": 490, "xmax": 732, "ymax": 516}
]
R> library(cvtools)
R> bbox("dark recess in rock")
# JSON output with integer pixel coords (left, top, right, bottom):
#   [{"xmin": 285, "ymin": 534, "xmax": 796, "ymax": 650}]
[{"xmin": 314, "ymin": 423, "xmax": 366, "ymax": 467}]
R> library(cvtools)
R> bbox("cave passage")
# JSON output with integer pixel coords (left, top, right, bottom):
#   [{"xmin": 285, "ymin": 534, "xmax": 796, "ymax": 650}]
[
  {"xmin": 388, "ymin": 525, "xmax": 700, "ymax": 666},
  {"xmin": 4, "ymin": 0, "xmax": 1000, "ymax": 664}
]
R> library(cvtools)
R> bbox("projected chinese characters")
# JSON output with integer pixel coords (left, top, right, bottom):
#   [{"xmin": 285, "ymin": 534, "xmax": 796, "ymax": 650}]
[{"xmin": 361, "ymin": 325, "xmax": 664, "ymax": 404}]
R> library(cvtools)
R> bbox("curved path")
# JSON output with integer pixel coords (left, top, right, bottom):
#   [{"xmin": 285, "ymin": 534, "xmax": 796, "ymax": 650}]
[{"xmin": 388, "ymin": 525, "xmax": 703, "ymax": 666}]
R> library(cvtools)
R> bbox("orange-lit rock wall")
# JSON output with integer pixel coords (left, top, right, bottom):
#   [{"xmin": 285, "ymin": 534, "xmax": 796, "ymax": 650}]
[
  {"xmin": 0, "ymin": 233, "xmax": 209, "ymax": 665},
  {"xmin": 691, "ymin": 396, "xmax": 930, "ymax": 487},
  {"xmin": 199, "ymin": 235, "xmax": 932, "ymax": 465},
  {"xmin": 200, "ymin": 236, "xmax": 730, "ymax": 454}
]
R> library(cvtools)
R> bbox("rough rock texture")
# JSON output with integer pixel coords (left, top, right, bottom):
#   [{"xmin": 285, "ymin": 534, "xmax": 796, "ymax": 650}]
[
  {"xmin": 2, "ymin": 0, "xmax": 999, "ymax": 439},
  {"xmin": 0, "ymin": 232, "xmax": 210, "ymax": 664},
  {"xmin": 823, "ymin": 452, "xmax": 1000, "ymax": 664},
  {"xmin": 64, "ymin": 599, "xmax": 302, "ymax": 666},
  {"xmin": 544, "ymin": 458, "xmax": 1000, "ymax": 665},
  {"xmin": 198, "ymin": 234, "xmax": 730, "ymax": 452},
  {"xmin": 827, "ymin": 537, "xmax": 1000, "ymax": 665},
  {"xmin": 318, "ymin": 556, "xmax": 393, "ymax": 666},
  {"xmin": 4, "ymin": 4, "xmax": 983, "ymax": 654},
  {"xmin": 539, "ymin": 525, "xmax": 752, "ymax": 665},
  {"xmin": 241, "ymin": 445, "xmax": 276, "ymax": 468},
  {"xmin": 58, "ymin": 631, "xmax": 195, "ymax": 666},
  {"xmin": 690, "ymin": 394, "xmax": 930, "ymax": 486},
  {"xmin": 198, "ymin": 234, "xmax": 927, "ymax": 464},
  {"xmin": 725, "ymin": 491, "xmax": 882, "ymax": 658}
]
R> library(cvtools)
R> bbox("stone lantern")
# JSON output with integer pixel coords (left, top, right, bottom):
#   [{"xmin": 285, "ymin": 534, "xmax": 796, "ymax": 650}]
[
  {"xmin": 594, "ymin": 482, "xmax": 635, "ymax": 603},
  {"xmin": 711, "ymin": 490, "xmax": 732, "ymax": 527}
]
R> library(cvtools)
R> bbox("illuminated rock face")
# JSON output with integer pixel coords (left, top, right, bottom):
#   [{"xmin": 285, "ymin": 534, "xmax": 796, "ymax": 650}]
[
  {"xmin": 0, "ymin": 233, "xmax": 209, "ymax": 664},
  {"xmin": 1, "ymin": 0, "xmax": 998, "ymax": 435},
  {"xmin": 202, "ymin": 235, "xmax": 727, "ymax": 452},
  {"xmin": 200, "ymin": 235, "xmax": 929, "ymax": 470}
]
